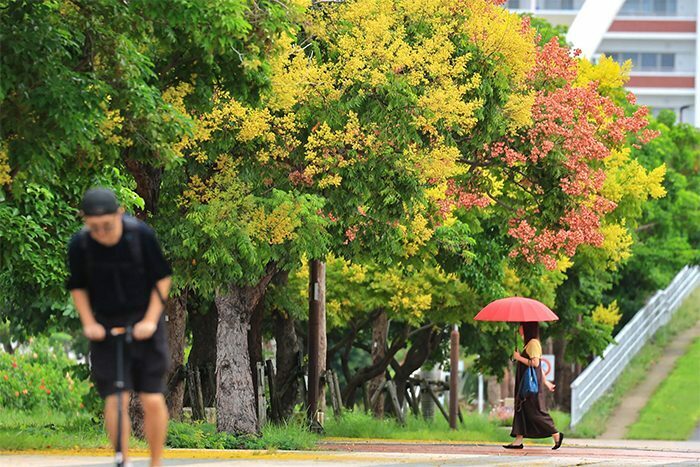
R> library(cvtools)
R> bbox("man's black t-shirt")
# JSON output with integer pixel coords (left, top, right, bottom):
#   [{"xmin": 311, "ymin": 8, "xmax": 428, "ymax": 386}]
[{"xmin": 67, "ymin": 216, "xmax": 172, "ymax": 326}]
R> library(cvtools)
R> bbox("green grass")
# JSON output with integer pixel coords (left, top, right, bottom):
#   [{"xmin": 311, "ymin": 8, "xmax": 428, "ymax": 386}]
[
  {"xmin": 0, "ymin": 407, "xmax": 146, "ymax": 450},
  {"xmin": 626, "ymin": 336, "xmax": 700, "ymax": 440},
  {"xmin": 571, "ymin": 288, "xmax": 700, "ymax": 438},
  {"xmin": 323, "ymin": 410, "xmax": 511, "ymax": 443},
  {"xmin": 0, "ymin": 407, "xmax": 318, "ymax": 451},
  {"xmin": 550, "ymin": 410, "xmax": 570, "ymax": 432},
  {"xmin": 167, "ymin": 420, "xmax": 318, "ymax": 450}
]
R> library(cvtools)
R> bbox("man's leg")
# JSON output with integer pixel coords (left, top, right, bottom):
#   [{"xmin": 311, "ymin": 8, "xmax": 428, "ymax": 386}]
[
  {"xmin": 104, "ymin": 392, "xmax": 131, "ymax": 461},
  {"xmin": 140, "ymin": 392, "xmax": 168, "ymax": 467}
]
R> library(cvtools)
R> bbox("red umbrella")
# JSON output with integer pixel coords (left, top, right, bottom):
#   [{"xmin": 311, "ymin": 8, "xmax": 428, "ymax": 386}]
[
  {"xmin": 474, "ymin": 297, "xmax": 559, "ymax": 323},
  {"xmin": 474, "ymin": 297, "xmax": 558, "ymax": 353}
]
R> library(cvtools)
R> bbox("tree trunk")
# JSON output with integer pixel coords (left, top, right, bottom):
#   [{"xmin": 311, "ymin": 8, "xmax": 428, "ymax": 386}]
[
  {"xmin": 553, "ymin": 338, "xmax": 574, "ymax": 410},
  {"xmin": 274, "ymin": 309, "xmax": 300, "ymax": 422},
  {"xmin": 318, "ymin": 262, "xmax": 327, "ymax": 416},
  {"xmin": 342, "ymin": 325, "xmax": 409, "ymax": 407},
  {"xmin": 165, "ymin": 295, "xmax": 187, "ymax": 421},
  {"xmin": 215, "ymin": 266, "xmax": 275, "ymax": 434},
  {"xmin": 124, "ymin": 158, "xmax": 164, "ymax": 217},
  {"xmin": 392, "ymin": 327, "xmax": 438, "ymax": 406},
  {"xmin": 249, "ymin": 298, "xmax": 265, "ymax": 415},
  {"xmin": 188, "ymin": 300, "xmax": 217, "ymax": 407},
  {"xmin": 367, "ymin": 310, "xmax": 388, "ymax": 417}
]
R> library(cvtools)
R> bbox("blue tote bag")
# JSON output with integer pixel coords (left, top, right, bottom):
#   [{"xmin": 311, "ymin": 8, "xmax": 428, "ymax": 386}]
[{"xmin": 519, "ymin": 366, "xmax": 539, "ymax": 398}]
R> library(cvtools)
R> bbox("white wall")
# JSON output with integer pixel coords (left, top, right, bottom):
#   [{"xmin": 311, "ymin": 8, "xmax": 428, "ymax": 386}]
[
  {"xmin": 677, "ymin": 0, "xmax": 698, "ymax": 17},
  {"xmin": 634, "ymin": 94, "xmax": 696, "ymax": 124}
]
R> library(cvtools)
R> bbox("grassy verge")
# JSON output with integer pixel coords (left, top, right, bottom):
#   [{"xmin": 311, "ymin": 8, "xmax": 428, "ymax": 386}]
[
  {"xmin": 0, "ymin": 408, "xmax": 317, "ymax": 451},
  {"xmin": 626, "ymin": 336, "xmax": 700, "ymax": 440},
  {"xmin": 0, "ymin": 408, "xmax": 143, "ymax": 450},
  {"xmin": 167, "ymin": 420, "xmax": 318, "ymax": 450},
  {"xmin": 323, "ymin": 410, "xmax": 511, "ymax": 443},
  {"xmin": 571, "ymin": 288, "xmax": 700, "ymax": 438}
]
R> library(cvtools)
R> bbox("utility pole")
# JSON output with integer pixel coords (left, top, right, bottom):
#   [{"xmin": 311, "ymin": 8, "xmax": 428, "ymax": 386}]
[{"xmin": 307, "ymin": 259, "xmax": 326, "ymax": 430}]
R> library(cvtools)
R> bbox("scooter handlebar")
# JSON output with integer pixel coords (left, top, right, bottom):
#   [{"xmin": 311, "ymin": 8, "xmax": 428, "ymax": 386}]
[{"xmin": 109, "ymin": 326, "xmax": 133, "ymax": 343}]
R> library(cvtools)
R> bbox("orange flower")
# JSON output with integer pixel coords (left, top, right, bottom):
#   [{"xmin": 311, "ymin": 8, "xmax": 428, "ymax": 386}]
[
  {"xmin": 2, "ymin": 374, "xmax": 7, "ymax": 381},
  {"xmin": 45, "ymin": 389, "xmax": 51, "ymax": 395},
  {"xmin": 22, "ymin": 389, "xmax": 28, "ymax": 395},
  {"xmin": 14, "ymin": 391, "xmax": 19, "ymax": 397},
  {"xmin": 11, "ymin": 361, "xmax": 17, "ymax": 369}
]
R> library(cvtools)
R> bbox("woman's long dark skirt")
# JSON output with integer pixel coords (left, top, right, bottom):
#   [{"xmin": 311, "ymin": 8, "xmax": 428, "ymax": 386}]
[{"xmin": 510, "ymin": 359, "xmax": 558, "ymax": 439}]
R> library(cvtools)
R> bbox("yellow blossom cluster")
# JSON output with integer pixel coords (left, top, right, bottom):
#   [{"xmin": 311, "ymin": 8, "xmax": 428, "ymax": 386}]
[
  {"xmin": 461, "ymin": 0, "xmax": 536, "ymax": 85},
  {"xmin": 250, "ymin": 201, "xmax": 303, "ymax": 245},
  {"xmin": 576, "ymin": 55, "xmax": 632, "ymax": 91},
  {"xmin": 599, "ymin": 222, "xmax": 634, "ymax": 269},
  {"xmin": 0, "ymin": 143, "xmax": 11, "ymax": 186},
  {"xmin": 592, "ymin": 300, "xmax": 622, "ymax": 327},
  {"xmin": 98, "ymin": 97, "xmax": 132, "ymax": 147},
  {"xmin": 603, "ymin": 148, "xmax": 667, "ymax": 202}
]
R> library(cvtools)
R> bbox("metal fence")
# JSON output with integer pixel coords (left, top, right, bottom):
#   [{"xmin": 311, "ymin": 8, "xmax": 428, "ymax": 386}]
[{"xmin": 570, "ymin": 265, "xmax": 700, "ymax": 427}]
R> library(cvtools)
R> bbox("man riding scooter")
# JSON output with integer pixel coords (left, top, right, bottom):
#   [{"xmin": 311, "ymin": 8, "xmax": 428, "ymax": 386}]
[{"xmin": 67, "ymin": 187, "xmax": 172, "ymax": 467}]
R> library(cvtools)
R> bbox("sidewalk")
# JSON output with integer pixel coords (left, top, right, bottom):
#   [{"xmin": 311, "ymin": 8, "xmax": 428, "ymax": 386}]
[
  {"xmin": 3, "ymin": 439, "xmax": 699, "ymax": 466},
  {"xmin": 600, "ymin": 319, "xmax": 700, "ymax": 439}
]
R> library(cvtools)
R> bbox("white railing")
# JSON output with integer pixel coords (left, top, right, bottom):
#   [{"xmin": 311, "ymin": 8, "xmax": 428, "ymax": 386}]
[{"xmin": 570, "ymin": 265, "xmax": 700, "ymax": 427}]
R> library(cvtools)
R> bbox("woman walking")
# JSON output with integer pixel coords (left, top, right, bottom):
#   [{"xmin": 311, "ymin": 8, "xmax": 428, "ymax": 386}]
[{"xmin": 503, "ymin": 322, "xmax": 564, "ymax": 450}]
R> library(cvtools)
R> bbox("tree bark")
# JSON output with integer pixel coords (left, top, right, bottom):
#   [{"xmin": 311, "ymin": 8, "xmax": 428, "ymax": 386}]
[
  {"xmin": 249, "ymin": 297, "xmax": 265, "ymax": 415},
  {"xmin": 274, "ymin": 309, "xmax": 300, "ymax": 421},
  {"xmin": 165, "ymin": 295, "xmax": 187, "ymax": 421},
  {"xmin": 124, "ymin": 158, "xmax": 164, "ymax": 217},
  {"xmin": 367, "ymin": 310, "xmax": 388, "ymax": 417},
  {"xmin": 553, "ymin": 337, "xmax": 574, "ymax": 410},
  {"xmin": 391, "ymin": 327, "xmax": 439, "ymax": 406},
  {"xmin": 188, "ymin": 300, "xmax": 218, "ymax": 407},
  {"xmin": 342, "ymin": 324, "xmax": 410, "ymax": 407},
  {"xmin": 215, "ymin": 265, "xmax": 276, "ymax": 434},
  {"xmin": 318, "ymin": 262, "xmax": 327, "ymax": 416}
]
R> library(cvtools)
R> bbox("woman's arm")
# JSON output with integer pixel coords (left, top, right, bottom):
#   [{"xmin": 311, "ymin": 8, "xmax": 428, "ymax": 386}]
[{"xmin": 512, "ymin": 351, "xmax": 540, "ymax": 367}]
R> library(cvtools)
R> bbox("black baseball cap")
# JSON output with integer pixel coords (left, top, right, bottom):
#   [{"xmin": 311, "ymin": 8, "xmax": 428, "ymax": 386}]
[{"xmin": 81, "ymin": 188, "xmax": 120, "ymax": 216}]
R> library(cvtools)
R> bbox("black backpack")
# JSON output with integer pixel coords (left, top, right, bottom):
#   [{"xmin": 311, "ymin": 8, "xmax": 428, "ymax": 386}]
[{"xmin": 79, "ymin": 215, "xmax": 166, "ymax": 307}]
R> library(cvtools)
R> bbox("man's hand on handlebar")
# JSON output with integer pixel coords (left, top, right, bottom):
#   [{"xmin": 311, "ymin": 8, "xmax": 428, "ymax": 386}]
[
  {"xmin": 83, "ymin": 322, "xmax": 107, "ymax": 341},
  {"xmin": 133, "ymin": 319, "xmax": 157, "ymax": 340}
]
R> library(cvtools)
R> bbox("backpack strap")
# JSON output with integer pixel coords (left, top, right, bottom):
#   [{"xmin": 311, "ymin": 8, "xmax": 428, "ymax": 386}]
[
  {"xmin": 123, "ymin": 216, "xmax": 166, "ymax": 307},
  {"xmin": 122, "ymin": 216, "xmax": 145, "ymax": 275},
  {"xmin": 79, "ymin": 227, "xmax": 94, "ymax": 288}
]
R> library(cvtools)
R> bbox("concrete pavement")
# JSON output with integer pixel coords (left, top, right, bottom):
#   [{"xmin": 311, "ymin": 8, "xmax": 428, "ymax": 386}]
[{"xmin": 2, "ymin": 438, "xmax": 699, "ymax": 466}]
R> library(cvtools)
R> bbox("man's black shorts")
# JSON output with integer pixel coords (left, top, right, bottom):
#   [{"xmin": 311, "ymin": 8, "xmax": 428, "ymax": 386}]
[{"xmin": 89, "ymin": 321, "xmax": 169, "ymax": 398}]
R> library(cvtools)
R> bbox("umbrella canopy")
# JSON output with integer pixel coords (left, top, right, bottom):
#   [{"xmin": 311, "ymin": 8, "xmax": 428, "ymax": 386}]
[{"xmin": 474, "ymin": 297, "xmax": 559, "ymax": 322}]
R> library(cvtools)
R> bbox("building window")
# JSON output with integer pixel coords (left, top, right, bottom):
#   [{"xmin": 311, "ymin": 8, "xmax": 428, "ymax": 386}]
[
  {"xmin": 619, "ymin": 0, "xmax": 678, "ymax": 16},
  {"xmin": 506, "ymin": 0, "xmax": 523, "ymax": 8},
  {"xmin": 607, "ymin": 52, "xmax": 676, "ymax": 71},
  {"xmin": 540, "ymin": 0, "xmax": 575, "ymax": 9}
]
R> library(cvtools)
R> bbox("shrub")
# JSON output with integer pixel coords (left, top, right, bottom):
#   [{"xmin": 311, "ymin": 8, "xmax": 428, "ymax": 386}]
[{"xmin": 0, "ymin": 334, "xmax": 91, "ymax": 412}]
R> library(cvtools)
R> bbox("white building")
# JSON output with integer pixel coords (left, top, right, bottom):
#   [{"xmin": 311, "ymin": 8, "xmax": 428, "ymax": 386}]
[{"xmin": 506, "ymin": 0, "xmax": 700, "ymax": 126}]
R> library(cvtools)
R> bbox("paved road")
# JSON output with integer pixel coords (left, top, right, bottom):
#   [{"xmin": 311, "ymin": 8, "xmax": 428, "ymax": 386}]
[{"xmin": 2, "ymin": 439, "xmax": 700, "ymax": 466}]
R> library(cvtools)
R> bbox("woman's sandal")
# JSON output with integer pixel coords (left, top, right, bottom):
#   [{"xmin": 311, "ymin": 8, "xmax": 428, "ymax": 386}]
[
  {"xmin": 552, "ymin": 432, "xmax": 564, "ymax": 450},
  {"xmin": 502, "ymin": 443, "xmax": 524, "ymax": 449}
]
